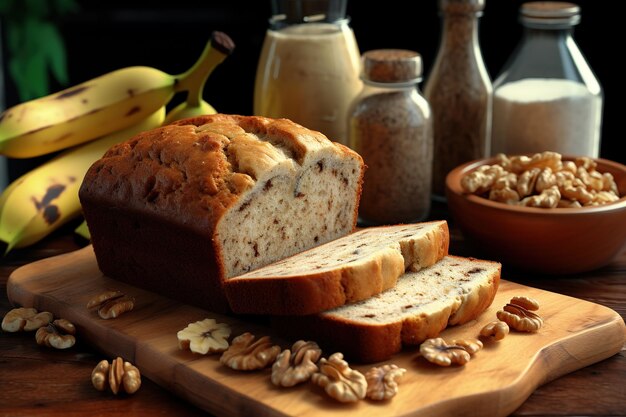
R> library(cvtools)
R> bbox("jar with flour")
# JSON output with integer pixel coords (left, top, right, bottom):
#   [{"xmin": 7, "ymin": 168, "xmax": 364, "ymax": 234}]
[{"xmin": 491, "ymin": 2, "xmax": 603, "ymax": 157}]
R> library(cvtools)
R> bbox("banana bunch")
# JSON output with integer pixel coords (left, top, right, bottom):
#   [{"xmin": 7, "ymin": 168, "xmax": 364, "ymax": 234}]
[{"xmin": 0, "ymin": 31, "xmax": 235, "ymax": 251}]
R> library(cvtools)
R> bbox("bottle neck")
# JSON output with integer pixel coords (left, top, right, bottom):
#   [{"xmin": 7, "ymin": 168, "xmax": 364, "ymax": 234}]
[{"xmin": 440, "ymin": 12, "xmax": 480, "ymax": 51}]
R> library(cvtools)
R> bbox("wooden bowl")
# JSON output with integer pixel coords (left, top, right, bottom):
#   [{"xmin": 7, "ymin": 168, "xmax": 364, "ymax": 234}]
[{"xmin": 445, "ymin": 156, "xmax": 626, "ymax": 275}]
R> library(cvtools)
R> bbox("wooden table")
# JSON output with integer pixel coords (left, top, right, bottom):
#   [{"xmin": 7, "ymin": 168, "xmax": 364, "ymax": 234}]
[{"xmin": 1, "ymin": 205, "xmax": 625, "ymax": 417}]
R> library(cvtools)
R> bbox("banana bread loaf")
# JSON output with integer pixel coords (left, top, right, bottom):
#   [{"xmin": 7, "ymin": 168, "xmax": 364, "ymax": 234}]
[{"xmin": 79, "ymin": 114, "xmax": 364, "ymax": 312}]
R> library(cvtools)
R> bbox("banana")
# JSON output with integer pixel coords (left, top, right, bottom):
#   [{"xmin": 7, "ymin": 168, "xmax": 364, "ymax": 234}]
[
  {"xmin": 74, "ymin": 220, "xmax": 90, "ymax": 241},
  {"xmin": 164, "ymin": 31, "xmax": 235, "ymax": 123},
  {"xmin": 0, "ymin": 107, "xmax": 165, "ymax": 253},
  {"xmin": 0, "ymin": 31, "xmax": 232, "ymax": 158}
]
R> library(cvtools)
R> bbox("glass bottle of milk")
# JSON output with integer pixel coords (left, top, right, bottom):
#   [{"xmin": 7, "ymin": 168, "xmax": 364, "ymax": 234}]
[
  {"xmin": 491, "ymin": 1, "xmax": 603, "ymax": 157},
  {"xmin": 253, "ymin": 0, "xmax": 361, "ymax": 146}
]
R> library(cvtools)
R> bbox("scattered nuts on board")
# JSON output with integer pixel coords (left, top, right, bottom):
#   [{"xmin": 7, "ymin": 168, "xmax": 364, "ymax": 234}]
[
  {"xmin": 365, "ymin": 364, "xmax": 406, "ymax": 401},
  {"xmin": 87, "ymin": 290, "xmax": 134, "ymax": 319},
  {"xmin": 220, "ymin": 332, "xmax": 281, "ymax": 371},
  {"xmin": 461, "ymin": 151, "xmax": 620, "ymax": 207},
  {"xmin": 480, "ymin": 321, "xmax": 510, "ymax": 341},
  {"xmin": 2, "ymin": 307, "xmax": 53, "ymax": 332},
  {"xmin": 420, "ymin": 337, "xmax": 483, "ymax": 366},
  {"xmin": 497, "ymin": 296, "xmax": 543, "ymax": 332},
  {"xmin": 92, "ymin": 357, "xmax": 141, "ymax": 395},
  {"xmin": 271, "ymin": 340, "xmax": 322, "ymax": 387},
  {"xmin": 35, "ymin": 319, "xmax": 76, "ymax": 349},
  {"xmin": 311, "ymin": 353, "xmax": 367, "ymax": 403},
  {"xmin": 177, "ymin": 319, "xmax": 231, "ymax": 355}
]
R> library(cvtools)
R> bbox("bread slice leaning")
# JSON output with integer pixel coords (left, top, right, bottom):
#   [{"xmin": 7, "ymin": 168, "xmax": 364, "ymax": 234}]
[
  {"xmin": 224, "ymin": 221, "xmax": 449, "ymax": 315},
  {"xmin": 272, "ymin": 255, "xmax": 501, "ymax": 363}
]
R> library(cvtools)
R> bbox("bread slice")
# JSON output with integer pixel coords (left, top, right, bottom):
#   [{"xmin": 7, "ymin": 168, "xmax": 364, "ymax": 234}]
[
  {"xmin": 224, "ymin": 221, "xmax": 449, "ymax": 315},
  {"xmin": 272, "ymin": 255, "xmax": 500, "ymax": 363}
]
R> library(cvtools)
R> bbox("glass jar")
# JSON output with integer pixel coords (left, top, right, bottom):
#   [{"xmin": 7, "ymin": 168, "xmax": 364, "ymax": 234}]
[
  {"xmin": 491, "ymin": 2, "xmax": 603, "ymax": 157},
  {"xmin": 425, "ymin": 0, "xmax": 492, "ymax": 199},
  {"xmin": 349, "ymin": 49, "xmax": 433, "ymax": 225},
  {"xmin": 253, "ymin": 0, "xmax": 361, "ymax": 145}
]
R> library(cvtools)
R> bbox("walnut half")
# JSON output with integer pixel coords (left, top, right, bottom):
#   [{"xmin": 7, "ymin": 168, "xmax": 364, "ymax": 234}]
[
  {"xmin": 365, "ymin": 364, "xmax": 406, "ymax": 401},
  {"xmin": 311, "ymin": 353, "xmax": 367, "ymax": 403},
  {"xmin": 497, "ymin": 296, "xmax": 543, "ymax": 332},
  {"xmin": 271, "ymin": 340, "xmax": 322, "ymax": 387},
  {"xmin": 35, "ymin": 319, "xmax": 76, "ymax": 349},
  {"xmin": 87, "ymin": 290, "xmax": 134, "ymax": 319},
  {"xmin": 220, "ymin": 332, "xmax": 281, "ymax": 371},
  {"xmin": 2, "ymin": 307, "xmax": 53, "ymax": 332},
  {"xmin": 420, "ymin": 337, "xmax": 483, "ymax": 366},
  {"xmin": 177, "ymin": 318, "xmax": 231, "ymax": 355},
  {"xmin": 92, "ymin": 357, "xmax": 141, "ymax": 395}
]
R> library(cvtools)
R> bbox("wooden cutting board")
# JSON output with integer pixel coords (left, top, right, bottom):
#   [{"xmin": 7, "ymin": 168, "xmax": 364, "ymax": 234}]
[{"xmin": 7, "ymin": 246, "xmax": 625, "ymax": 417}]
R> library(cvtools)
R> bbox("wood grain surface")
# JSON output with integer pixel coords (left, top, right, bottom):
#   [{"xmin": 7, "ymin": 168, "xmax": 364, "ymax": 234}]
[{"xmin": 5, "ymin": 244, "xmax": 625, "ymax": 417}]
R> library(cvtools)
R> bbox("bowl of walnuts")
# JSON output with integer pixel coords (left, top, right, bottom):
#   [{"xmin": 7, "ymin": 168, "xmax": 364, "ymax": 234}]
[{"xmin": 445, "ymin": 151, "xmax": 626, "ymax": 275}]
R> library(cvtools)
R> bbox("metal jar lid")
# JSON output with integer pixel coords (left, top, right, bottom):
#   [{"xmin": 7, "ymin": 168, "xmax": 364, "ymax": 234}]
[
  {"xmin": 361, "ymin": 49, "xmax": 423, "ymax": 84},
  {"xmin": 520, "ymin": 2, "xmax": 581, "ymax": 28}
]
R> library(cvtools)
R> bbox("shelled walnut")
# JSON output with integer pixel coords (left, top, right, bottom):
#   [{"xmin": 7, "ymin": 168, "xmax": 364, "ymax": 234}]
[
  {"xmin": 480, "ymin": 321, "xmax": 510, "ymax": 341},
  {"xmin": 461, "ymin": 152, "xmax": 620, "ymax": 207},
  {"xmin": 311, "ymin": 353, "xmax": 367, "ymax": 403},
  {"xmin": 2, "ymin": 307, "xmax": 53, "ymax": 332},
  {"xmin": 220, "ymin": 332, "xmax": 280, "ymax": 371},
  {"xmin": 497, "ymin": 296, "xmax": 543, "ymax": 332},
  {"xmin": 271, "ymin": 340, "xmax": 322, "ymax": 387},
  {"xmin": 420, "ymin": 337, "xmax": 483, "ymax": 366},
  {"xmin": 92, "ymin": 357, "xmax": 141, "ymax": 395},
  {"xmin": 177, "ymin": 318, "xmax": 231, "ymax": 355},
  {"xmin": 365, "ymin": 364, "xmax": 406, "ymax": 401},
  {"xmin": 87, "ymin": 290, "xmax": 134, "ymax": 319},
  {"xmin": 35, "ymin": 319, "xmax": 76, "ymax": 349}
]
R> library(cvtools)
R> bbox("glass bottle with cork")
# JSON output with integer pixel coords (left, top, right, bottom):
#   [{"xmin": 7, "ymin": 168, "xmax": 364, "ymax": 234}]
[
  {"xmin": 425, "ymin": 0, "xmax": 492, "ymax": 199},
  {"xmin": 491, "ymin": 2, "xmax": 602, "ymax": 158},
  {"xmin": 349, "ymin": 49, "xmax": 433, "ymax": 225}
]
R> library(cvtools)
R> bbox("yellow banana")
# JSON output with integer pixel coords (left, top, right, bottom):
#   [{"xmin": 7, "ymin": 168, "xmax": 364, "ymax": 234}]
[
  {"xmin": 0, "ymin": 31, "xmax": 232, "ymax": 158},
  {"xmin": 164, "ymin": 31, "xmax": 235, "ymax": 123},
  {"xmin": 0, "ymin": 107, "xmax": 165, "ymax": 253}
]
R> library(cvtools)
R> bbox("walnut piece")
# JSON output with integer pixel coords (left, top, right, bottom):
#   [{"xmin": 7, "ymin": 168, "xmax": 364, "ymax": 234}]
[
  {"xmin": 177, "ymin": 318, "xmax": 231, "ymax": 354},
  {"xmin": 220, "ymin": 332, "xmax": 280, "ymax": 371},
  {"xmin": 420, "ymin": 337, "xmax": 483, "ymax": 366},
  {"xmin": 311, "ymin": 353, "xmax": 367, "ymax": 403},
  {"xmin": 2, "ymin": 307, "xmax": 53, "ymax": 332},
  {"xmin": 87, "ymin": 290, "xmax": 134, "ymax": 319},
  {"xmin": 271, "ymin": 340, "xmax": 322, "ymax": 387},
  {"xmin": 365, "ymin": 364, "xmax": 406, "ymax": 401},
  {"xmin": 480, "ymin": 321, "xmax": 510, "ymax": 341},
  {"xmin": 35, "ymin": 319, "xmax": 76, "ymax": 349},
  {"xmin": 460, "ymin": 151, "xmax": 621, "ymax": 208},
  {"xmin": 92, "ymin": 357, "xmax": 141, "ymax": 395},
  {"xmin": 497, "ymin": 296, "xmax": 543, "ymax": 332}
]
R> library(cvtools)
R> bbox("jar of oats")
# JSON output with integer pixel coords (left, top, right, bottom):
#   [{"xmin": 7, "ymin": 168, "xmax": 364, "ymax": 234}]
[{"xmin": 349, "ymin": 49, "xmax": 433, "ymax": 225}]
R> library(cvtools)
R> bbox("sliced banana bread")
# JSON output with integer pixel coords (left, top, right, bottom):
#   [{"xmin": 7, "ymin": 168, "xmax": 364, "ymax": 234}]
[
  {"xmin": 225, "ymin": 221, "xmax": 449, "ymax": 315},
  {"xmin": 272, "ymin": 255, "xmax": 501, "ymax": 363}
]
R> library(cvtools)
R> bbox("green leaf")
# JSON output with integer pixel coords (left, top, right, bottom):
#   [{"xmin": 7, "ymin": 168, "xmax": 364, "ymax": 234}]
[{"xmin": 40, "ymin": 22, "xmax": 69, "ymax": 86}]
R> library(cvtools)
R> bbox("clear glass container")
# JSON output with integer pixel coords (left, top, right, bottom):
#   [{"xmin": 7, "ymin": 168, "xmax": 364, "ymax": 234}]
[
  {"xmin": 349, "ymin": 49, "xmax": 433, "ymax": 225},
  {"xmin": 491, "ymin": 1, "xmax": 603, "ymax": 157},
  {"xmin": 253, "ymin": 0, "xmax": 361, "ymax": 145},
  {"xmin": 425, "ymin": 0, "xmax": 492, "ymax": 199}
]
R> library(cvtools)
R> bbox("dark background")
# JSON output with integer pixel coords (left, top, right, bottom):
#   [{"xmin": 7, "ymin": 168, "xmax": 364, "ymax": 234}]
[{"xmin": 2, "ymin": 0, "xmax": 622, "ymax": 181}]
